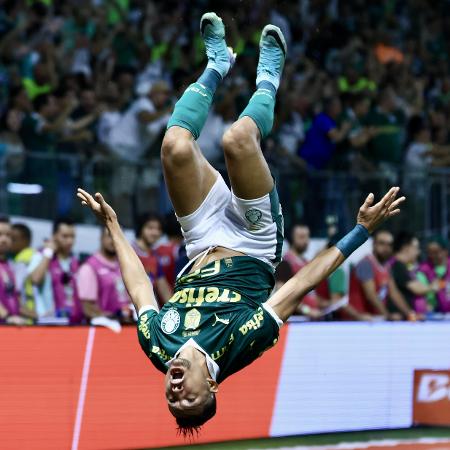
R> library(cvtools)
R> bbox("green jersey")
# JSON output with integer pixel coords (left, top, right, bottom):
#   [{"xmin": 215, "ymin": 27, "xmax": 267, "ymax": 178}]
[{"xmin": 137, "ymin": 256, "xmax": 281, "ymax": 383}]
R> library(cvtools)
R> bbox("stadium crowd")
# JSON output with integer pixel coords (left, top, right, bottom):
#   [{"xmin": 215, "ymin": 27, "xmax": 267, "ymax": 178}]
[
  {"xmin": 0, "ymin": 0, "xmax": 450, "ymax": 231},
  {"xmin": 0, "ymin": 214, "xmax": 449, "ymax": 325}
]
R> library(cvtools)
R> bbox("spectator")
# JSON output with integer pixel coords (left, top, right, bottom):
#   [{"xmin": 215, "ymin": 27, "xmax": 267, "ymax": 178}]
[
  {"xmin": 390, "ymin": 232, "xmax": 438, "ymax": 315},
  {"xmin": 314, "ymin": 238, "xmax": 347, "ymax": 320},
  {"xmin": 28, "ymin": 218, "xmax": 82, "ymax": 322},
  {"xmin": 0, "ymin": 217, "xmax": 27, "ymax": 325},
  {"xmin": 417, "ymin": 237, "xmax": 450, "ymax": 313},
  {"xmin": 299, "ymin": 96, "xmax": 352, "ymax": 170},
  {"xmin": 77, "ymin": 227, "xmax": 132, "ymax": 322},
  {"xmin": 106, "ymin": 80, "xmax": 172, "ymax": 221},
  {"xmin": 343, "ymin": 94, "xmax": 378, "ymax": 171},
  {"xmin": 155, "ymin": 214, "xmax": 185, "ymax": 288},
  {"xmin": 11, "ymin": 223, "xmax": 36, "ymax": 319},
  {"xmin": 283, "ymin": 224, "xmax": 311, "ymax": 273},
  {"xmin": 280, "ymin": 224, "xmax": 318, "ymax": 315},
  {"xmin": 97, "ymin": 82, "xmax": 122, "ymax": 147},
  {"xmin": 132, "ymin": 213, "xmax": 172, "ymax": 306},
  {"xmin": 345, "ymin": 230, "xmax": 410, "ymax": 321},
  {"xmin": 365, "ymin": 87, "xmax": 407, "ymax": 169}
]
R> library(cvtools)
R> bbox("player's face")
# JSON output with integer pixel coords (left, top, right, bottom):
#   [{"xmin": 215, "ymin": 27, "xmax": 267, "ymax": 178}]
[
  {"xmin": 373, "ymin": 232, "xmax": 393, "ymax": 263},
  {"xmin": 292, "ymin": 226, "xmax": 310, "ymax": 254},
  {"xmin": 54, "ymin": 224, "xmax": 75, "ymax": 255},
  {"xmin": 427, "ymin": 242, "xmax": 446, "ymax": 266},
  {"xmin": 165, "ymin": 358, "xmax": 216, "ymax": 417},
  {"xmin": 141, "ymin": 220, "xmax": 162, "ymax": 247},
  {"xmin": 0, "ymin": 223, "xmax": 12, "ymax": 256}
]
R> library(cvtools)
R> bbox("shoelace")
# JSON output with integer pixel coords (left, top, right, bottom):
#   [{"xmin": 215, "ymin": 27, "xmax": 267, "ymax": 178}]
[
  {"xmin": 204, "ymin": 29, "xmax": 227, "ymax": 62},
  {"xmin": 258, "ymin": 40, "xmax": 282, "ymax": 77}
]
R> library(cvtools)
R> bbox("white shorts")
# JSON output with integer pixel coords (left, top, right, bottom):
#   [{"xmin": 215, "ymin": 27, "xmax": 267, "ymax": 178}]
[{"xmin": 177, "ymin": 174, "xmax": 284, "ymax": 269}]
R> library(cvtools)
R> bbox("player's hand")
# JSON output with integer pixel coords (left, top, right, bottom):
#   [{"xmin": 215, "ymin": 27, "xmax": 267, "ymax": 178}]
[
  {"xmin": 357, "ymin": 187, "xmax": 405, "ymax": 234},
  {"xmin": 77, "ymin": 188, "xmax": 118, "ymax": 225}
]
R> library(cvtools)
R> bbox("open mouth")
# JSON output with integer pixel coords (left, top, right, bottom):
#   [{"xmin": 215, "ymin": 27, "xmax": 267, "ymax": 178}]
[{"xmin": 169, "ymin": 367, "xmax": 185, "ymax": 384}]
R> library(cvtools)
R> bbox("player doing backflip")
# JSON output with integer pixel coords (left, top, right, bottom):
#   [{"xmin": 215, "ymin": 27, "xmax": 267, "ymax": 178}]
[{"xmin": 77, "ymin": 12, "xmax": 405, "ymax": 436}]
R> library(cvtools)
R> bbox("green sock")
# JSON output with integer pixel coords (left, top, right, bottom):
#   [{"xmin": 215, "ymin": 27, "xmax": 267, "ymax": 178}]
[
  {"xmin": 238, "ymin": 88, "xmax": 275, "ymax": 138},
  {"xmin": 167, "ymin": 82, "xmax": 214, "ymax": 140}
]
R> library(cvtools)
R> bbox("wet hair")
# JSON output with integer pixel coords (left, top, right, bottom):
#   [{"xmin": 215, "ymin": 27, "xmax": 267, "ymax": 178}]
[
  {"xmin": 134, "ymin": 212, "xmax": 162, "ymax": 238},
  {"xmin": 175, "ymin": 394, "xmax": 216, "ymax": 438},
  {"xmin": 53, "ymin": 217, "xmax": 74, "ymax": 234},
  {"xmin": 393, "ymin": 231, "xmax": 416, "ymax": 253},
  {"xmin": 12, "ymin": 223, "xmax": 32, "ymax": 244}
]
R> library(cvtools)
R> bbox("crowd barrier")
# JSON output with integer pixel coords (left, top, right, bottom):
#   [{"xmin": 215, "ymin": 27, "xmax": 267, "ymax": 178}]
[{"xmin": 1, "ymin": 322, "xmax": 449, "ymax": 450}]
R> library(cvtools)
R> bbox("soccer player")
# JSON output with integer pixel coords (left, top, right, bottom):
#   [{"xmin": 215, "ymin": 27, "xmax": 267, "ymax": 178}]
[{"xmin": 77, "ymin": 13, "xmax": 405, "ymax": 436}]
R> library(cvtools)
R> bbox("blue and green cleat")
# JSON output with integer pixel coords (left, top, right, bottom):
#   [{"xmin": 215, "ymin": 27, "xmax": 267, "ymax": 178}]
[
  {"xmin": 256, "ymin": 25, "xmax": 287, "ymax": 91},
  {"xmin": 200, "ymin": 12, "xmax": 236, "ymax": 79}
]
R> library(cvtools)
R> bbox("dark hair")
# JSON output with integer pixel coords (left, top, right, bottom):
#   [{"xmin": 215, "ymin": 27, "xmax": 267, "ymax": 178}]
[
  {"xmin": 0, "ymin": 215, "xmax": 10, "ymax": 225},
  {"xmin": 32, "ymin": 94, "xmax": 51, "ymax": 112},
  {"xmin": 288, "ymin": 223, "xmax": 309, "ymax": 243},
  {"xmin": 12, "ymin": 223, "xmax": 32, "ymax": 244},
  {"xmin": 427, "ymin": 235, "xmax": 449, "ymax": 250},
  {"xmin": 53, "ymin": 217, "xmax": 74, "ymax": 234},
  {"xmin": 393, "ymin": 231, "xmax": 416, "ymax": 253},
  {"xmin": 175, "ymin": 394, "xmax": 216, "ymax": 438},
  {"xmin": 134, "ymin": 212, "xmax": 162, "ymax": 238},
  {"xmin": 348, "ymin": 93, "xmax": 368, "ymax": 109},
  {"xmin": 372, "ymin": 229, "xmax": 392, "ymax": 240}
]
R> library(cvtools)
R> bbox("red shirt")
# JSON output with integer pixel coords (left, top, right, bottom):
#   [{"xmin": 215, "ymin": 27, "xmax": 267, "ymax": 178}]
[
  {"xmin": 348, "ymin": 254, "xmax": 390, "ymax": 316},
  {"xmin": 283, "ymin": 250, "xmax": 317, "ymax": 306},
  {"xmin": 132, "ymin": 242, "xmax": 163, "ymax": 283},
  {"xmin": 155, "ymin": 242, "xmax": 180, "ymax": 288}
]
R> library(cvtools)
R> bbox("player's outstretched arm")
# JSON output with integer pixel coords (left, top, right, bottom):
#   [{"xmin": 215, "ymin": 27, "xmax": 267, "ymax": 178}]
[
  {"xmin": 77, "ymin": 188, "xmax": 159, "ymax": 314},
  {"xmin": 267, "ymin": 187, "xmax": 405, "ymax": 322}
]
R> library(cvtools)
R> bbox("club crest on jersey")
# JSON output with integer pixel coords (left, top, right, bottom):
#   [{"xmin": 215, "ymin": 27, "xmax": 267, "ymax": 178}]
[
  {"xmin": 184, "ymin": 308, "xmax": 201, "ymax": 330},
  {"xmin": 161, "ymin": 309, "xmax": 180, "ymax": 334},
  {"xmin": 245, "ymin": 208, "xmax": 263, "ymax": 230}
]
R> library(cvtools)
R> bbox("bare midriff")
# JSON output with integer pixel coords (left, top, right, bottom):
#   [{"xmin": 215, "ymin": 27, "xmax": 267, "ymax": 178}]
[{"xmin": 188, "ymin": 246, "xmax": 246, "ymax": 273}]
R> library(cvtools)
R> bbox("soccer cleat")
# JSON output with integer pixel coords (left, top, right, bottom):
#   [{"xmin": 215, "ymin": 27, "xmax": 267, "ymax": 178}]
[
  {"xmin": 256, "ymin": 24, "xmax": 287, "ymax": 91},
  {"xmin": 200, "ymin": 12, "xmax": 236, "ymax": 78}
]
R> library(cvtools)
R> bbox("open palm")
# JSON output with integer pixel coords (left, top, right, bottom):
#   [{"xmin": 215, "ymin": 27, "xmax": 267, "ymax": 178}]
[
  {"xmin": 357, "ymin": 187, "xmax": 405, "ymax": 233},
  {"xmin": 77, "ymin": 188, "xmax": 118, "ymax": 225}
]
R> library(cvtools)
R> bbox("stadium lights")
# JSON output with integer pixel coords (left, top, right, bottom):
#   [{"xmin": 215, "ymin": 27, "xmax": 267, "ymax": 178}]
[{"xmin": 7, "ymin": 183, "xmax": 43, "ymax": 195}]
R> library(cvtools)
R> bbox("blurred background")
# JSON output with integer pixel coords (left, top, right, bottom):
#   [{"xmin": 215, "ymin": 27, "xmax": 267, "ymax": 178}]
[{"xmin": 1, "ymin": 0, "xmax": 450, "ymax": 449}]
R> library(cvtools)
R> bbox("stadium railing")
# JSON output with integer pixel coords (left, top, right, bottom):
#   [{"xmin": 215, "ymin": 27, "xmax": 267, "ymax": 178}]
[{"xmin": 0, "ymin": 150, "xmax": 448, "ymax": 239}]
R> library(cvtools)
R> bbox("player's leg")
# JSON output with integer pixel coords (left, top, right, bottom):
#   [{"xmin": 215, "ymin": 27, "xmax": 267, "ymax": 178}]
[
  {"xmin": 161, "ymin": 13, "xmax": 235, "ymax": 217},
  {"xmin": 222, "ymin": 25, "xmax": 286, "ymax": 199}
]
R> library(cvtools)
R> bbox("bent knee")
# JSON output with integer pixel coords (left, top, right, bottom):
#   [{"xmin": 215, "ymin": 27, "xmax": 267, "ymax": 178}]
[
  {"xmin": 161, "ymin": 128, "xmax": 194, "ymax": 167},
  {"xmin": 222, "ymin": 122, "xmax": 256, "ymax": 160}
]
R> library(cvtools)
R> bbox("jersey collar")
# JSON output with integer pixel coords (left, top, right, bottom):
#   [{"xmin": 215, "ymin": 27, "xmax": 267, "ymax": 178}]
[{"xmin": 167, "ymin": 338, "xmax": 220, "ymax": 382}]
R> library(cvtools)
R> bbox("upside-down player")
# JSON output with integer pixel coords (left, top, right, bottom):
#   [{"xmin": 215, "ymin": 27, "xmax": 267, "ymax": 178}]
[{"xmin": 77, "ymin": 12, "xmax": 405, "ymax": 437}]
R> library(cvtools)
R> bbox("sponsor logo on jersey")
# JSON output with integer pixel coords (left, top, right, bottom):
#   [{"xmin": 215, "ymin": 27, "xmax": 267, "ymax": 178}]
[
  {"xmin": 239, "ymin": 307, "xmax": 265, "ymax": 335},
  {"xmin": 169, "ymin": 286, "xmax": 241, "ymax": 307},
  {"xmin": 161, "ymin": 308, "xmax": 180, "ymax": 334},
  {"xmin": 184, "ymin": 308, "xmax": 201, "ymax": 330},
  {"xmin": 212, "ymin": 313, "xmax": 230, "ymax": 326},
  {"xmin": 138, "ymin": 313, "xmax": 150, "ymax": 339},
  {"xmin": 245, "ymin": 208, "xmax": 263, "ymax": 230},
  {"xmin": 211, "ymin": 333, "xmax": 235, "ymax": 361}
]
